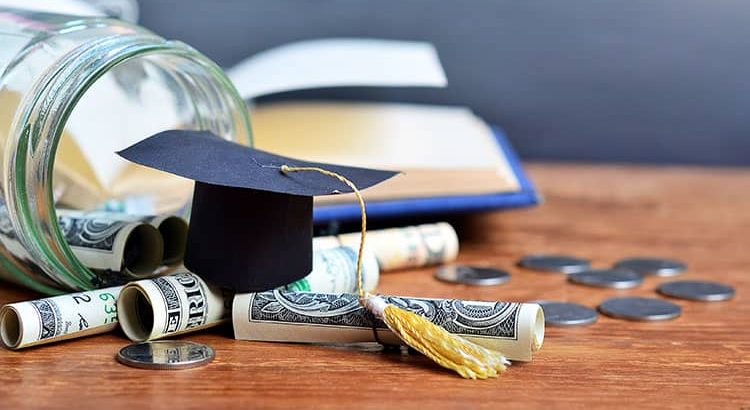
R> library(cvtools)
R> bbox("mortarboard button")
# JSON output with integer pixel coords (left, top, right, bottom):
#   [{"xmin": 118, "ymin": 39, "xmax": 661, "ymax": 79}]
[{"xmin": 118, "ymin": 130, "xmax": 397, "ymax": 292}]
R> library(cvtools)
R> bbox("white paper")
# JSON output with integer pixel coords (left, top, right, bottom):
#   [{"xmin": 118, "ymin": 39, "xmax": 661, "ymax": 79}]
[{"xmin": 227, "ymin": 38, "xmax": 447, "ymax": 99}]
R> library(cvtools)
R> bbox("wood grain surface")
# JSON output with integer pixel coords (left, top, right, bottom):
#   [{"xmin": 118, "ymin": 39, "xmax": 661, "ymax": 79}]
[{"xmin": 0, "ymin": 163, "xmax": 748, "ymax": 409}]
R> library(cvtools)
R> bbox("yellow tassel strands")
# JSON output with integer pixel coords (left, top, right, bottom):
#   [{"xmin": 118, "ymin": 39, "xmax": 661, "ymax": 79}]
[{"xmin": 280, "ymin": 164, "xmax": 510, "ymax": 379}]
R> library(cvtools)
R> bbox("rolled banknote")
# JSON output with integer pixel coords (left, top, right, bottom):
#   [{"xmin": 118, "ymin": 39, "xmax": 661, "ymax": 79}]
[
  {"xmin": 118, "ymin": 246, "xmax": 379, "ymax": 342},
  {"xmin": 233, "ymin": 290, "xmax": 544, "ymax": 362},
  {"xmin": 57, "ymin": 214, "xmax": 164, "ymax": 279},
  {"xmin": 283, "ymin": 245, "xmax": 379, "ymax": 293},
  {"xmin": 117, "ymin": 272, "xmax": 226, "ymax": 342},
  {"xmin": 58, "ymin": 210, "xmax": 188, "ymax": 266},
  {"xmin": 0, "ymin": 286, "xmax": 121, "ymax": 349},
  {"xmin": 318, "ymin": 222, "xmax": 459, "ymax": 271}
]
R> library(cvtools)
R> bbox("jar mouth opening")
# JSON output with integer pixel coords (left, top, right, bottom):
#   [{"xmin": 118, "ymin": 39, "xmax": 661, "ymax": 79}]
[{"xmin": 8, "ymin": 34, "xmax": 251, "ymax": 291}]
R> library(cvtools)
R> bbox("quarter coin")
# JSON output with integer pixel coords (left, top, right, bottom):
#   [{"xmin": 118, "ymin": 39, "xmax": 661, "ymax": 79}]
[
  {"xmin": 434, "ymin": 265, "xmax": 511, "ymax": 286},
  {"xmin": 599, "ymin": 297, "xmax": 681, "ymax": 321},
  {"xmin": 657, "ymin": 280, "xmax": 735, "ymax": 302},
  {"xmin": 517, "ymin": 254, "xmax": 591, "ymax": 274},
  {"xmin": 568, "ymin": 269, "xmax": 644, "ymax": 289},
  {"xmin": 116, "ymin": 340, "xmax": 215, "ymax": 370},
  {"xmin": 613, "ymin": 257, "xmax": 686, "ymax": 277},
  {"xmin": 535, "ymin": 301, "xmax": 598, "ymax": 327}
]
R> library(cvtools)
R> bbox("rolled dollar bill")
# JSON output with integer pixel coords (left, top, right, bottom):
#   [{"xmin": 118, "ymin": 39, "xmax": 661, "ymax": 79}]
[
  {"xmin": 57, "ymin": 213, "xmax": 164, "ymax": 279},
  {"xmin": 320, "ymin": 222, "xmax": 459, "ymax": 271},
  {"xmin": 117, "ymin": 272, "xmax": 226, "ymax": 342},
  {"xmin": 58, "ymin": 210, "xmax": 188, "ymax": 267},
  {"xmin": 283, "ymin": 246, "xmax": 379, "ymax": 293},
  {"xmin": 233, "ymin": 290, "xmax": 544, "ymax": 362},
  {"xmin": 0, "ymin": 286, "xmax": 121, "ymax": 349}
]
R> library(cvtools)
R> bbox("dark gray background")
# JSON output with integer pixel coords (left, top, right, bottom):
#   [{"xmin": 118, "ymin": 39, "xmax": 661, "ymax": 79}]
[{"xmin": 139, "ymin": 0, "xmax": 750, "ymax": 166}]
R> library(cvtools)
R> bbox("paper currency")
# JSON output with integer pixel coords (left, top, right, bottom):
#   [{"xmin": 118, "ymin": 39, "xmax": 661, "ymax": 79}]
[
  {"xmin": 57, "ymin": 212, "xmax": 164, "ymax": 278},
  {"xmin": 117, "ymin": 272, "xmax": 227, "ymax": 342},
  {"xmin": 0, "ymin": 286, "xmax": 121, "ymax": 349},
  {"xmin": 233, "ymin": 290, "xmax": 544, "ymax": 362},
  {"xmin": 283, "ymin": 246, "xmax": 379, "ymax": 293},
  {"xmin": 318, "ymin": 222, "xmax": 459, "ymax": 271},
  {"xmin": 58, "ymin": 210, "xmax": 187, "ymax": 266}
]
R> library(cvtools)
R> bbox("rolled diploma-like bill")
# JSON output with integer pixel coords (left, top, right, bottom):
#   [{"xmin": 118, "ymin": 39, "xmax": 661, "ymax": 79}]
[
  {"xmin": 0, "ymin": 286, "xmax": 121, "ymax": 349},
  {"xmin": 58, "ymin": 210, "xmax": 188, "ymax": 267},
  {"xmin": 117, "ymin": 272, "xmax": 227, "ymax": 342},
  {"xmin": 322, "ymin": 222, "xmax": 459, "ymax": 271},
  {"xmin": 57, "ymin": 212, "xmax": 164, "ymax": 278},
  {"xmin": 233, "ymin": 290, "xmax": 545, "ymax": 362},
  {"xmin": 284, "ymin": 245, "xmax": 379, "ymax": 293}
]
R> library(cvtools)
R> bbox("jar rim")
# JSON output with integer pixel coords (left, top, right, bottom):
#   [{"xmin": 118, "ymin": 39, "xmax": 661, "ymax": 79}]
[{"xmin": 6, "ymin": 33, "xmax": 251, "ymax": 291}]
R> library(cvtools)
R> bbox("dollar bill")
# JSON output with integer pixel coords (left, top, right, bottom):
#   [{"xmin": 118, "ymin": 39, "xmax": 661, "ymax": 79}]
[
  {"xmin": 0, "ymin": 286, "xmax": 121, "ymax": 349},
  {"xmin": 57, "ymin": 212, "xmax": 164, "ymax": 278},
  {"xmin": 322, "ymin": 222, "xmax": 459, "ymax": 271},
  {"xmin": 58, "ymin": 210, "xmax": 188, "ymax": 266},
  {"xmin": 117, "ymin": 272, "xmax": 226, "ymax": 342},
  {"xmin": 233, "ymin": 290, "xmax": 544, "ymax": 362},
  {"xmin": 283, "ymin": 246, "xmax": 379, "ymax": 293}
]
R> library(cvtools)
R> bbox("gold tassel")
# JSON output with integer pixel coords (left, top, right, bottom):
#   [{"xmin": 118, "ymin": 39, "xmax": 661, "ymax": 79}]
[
  {"xmin": 363, "ymin": 294, "xmax": 509, "ymax": 379},
  {"xmin": 280, "ymin": 164, "xmax": 510, "ymax": 379}
]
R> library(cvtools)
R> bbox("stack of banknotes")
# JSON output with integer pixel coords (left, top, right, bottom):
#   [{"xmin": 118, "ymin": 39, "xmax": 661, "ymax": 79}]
[{"xmin": 0, "ymin": 219, "xmax": 544, "ymax": 364}]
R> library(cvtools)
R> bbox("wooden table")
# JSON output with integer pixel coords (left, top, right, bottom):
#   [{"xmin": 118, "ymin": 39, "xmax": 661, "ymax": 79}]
[{"xmin": 1, "ymin": 164, "xmax": 748, "ymax": 409}]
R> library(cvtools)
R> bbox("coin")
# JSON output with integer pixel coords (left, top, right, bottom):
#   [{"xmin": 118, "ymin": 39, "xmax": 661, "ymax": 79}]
[
  {"xmin": 613, "ymin": 257, "xmax": 686, "ymax": 277},
  {"xmin": 568, "ymin": 269, "xmax": 644, "ymax": 289},
  {"xmin": 116, "ymin": 340, "xmax": 215, "ymax": 370},
  {"xmin": 598, "ymin": 297, "xmax": 681, "ymax": 321},
  {"xmin": 657, "ymin": 280, "xmax": 735, "ymax": 302},
  {"xmin": 517, "ymin": 254, "xmax": 591, "ymax": 274},
  {"xmin": 434, "ymin": 265, "xmax": 511, "ymax": 286},
  {"xmin": 534, "ymin": 301, "xmax": 598, "ymax": 327}
]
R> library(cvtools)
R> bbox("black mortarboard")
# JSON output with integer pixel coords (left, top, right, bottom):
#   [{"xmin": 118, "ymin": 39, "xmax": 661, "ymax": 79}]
[{"xmin": 117, "ymin": 130, "xmax": 397, "ymax": 292}]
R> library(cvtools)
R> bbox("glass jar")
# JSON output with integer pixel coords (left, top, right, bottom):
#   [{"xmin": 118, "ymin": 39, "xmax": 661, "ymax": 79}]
[{"xmin": 0, "ymin": 8, "xmax": 252, "ymax": 294}]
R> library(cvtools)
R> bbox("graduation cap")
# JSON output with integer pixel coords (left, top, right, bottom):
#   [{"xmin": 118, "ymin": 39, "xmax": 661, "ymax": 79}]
[{"xmin": 117, "ymin": 130, "xmax": 397, "ymax": 292}]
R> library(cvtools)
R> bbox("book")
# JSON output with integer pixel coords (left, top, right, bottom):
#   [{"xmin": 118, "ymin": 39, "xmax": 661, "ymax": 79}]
[{"xmin": 250, "ymin": 101, "xmax": 539, "ymax": 223}]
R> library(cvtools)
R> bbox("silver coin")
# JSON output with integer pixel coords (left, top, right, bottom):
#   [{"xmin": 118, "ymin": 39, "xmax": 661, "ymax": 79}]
[
  {"xmin": 598, "ymin": 297, "xmax": 681, "ymax": 321},
  {"xmin": 517, "ymin": 254, "xmax": 591, "ymax": 274},
  {"xmin": 657, "ymin": 280, "xmax": 735, "ymax": 302},
  {"xmin": 116, "ymin": 340, "xmax": 215, "ymax": 370},
  {"xmin": 568, "ymin": 269, "xmax": 644, "ymax": 289},
  {"xmin": 534, "ymin": 301, "xmax": 598, "ymax": 327},
  {"xmin": 434, "ymin": 265, "xmax": 511, "ymax": 286},
  {"xmin": 613, "ymin": 257, "xmax": 686, "ymax": 277}
]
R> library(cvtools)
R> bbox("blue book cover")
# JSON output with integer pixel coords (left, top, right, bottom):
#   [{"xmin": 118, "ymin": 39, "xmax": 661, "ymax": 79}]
[{"xmin": 313, "ymin": 126, "xmax": 540, "ymax": 223}]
